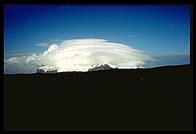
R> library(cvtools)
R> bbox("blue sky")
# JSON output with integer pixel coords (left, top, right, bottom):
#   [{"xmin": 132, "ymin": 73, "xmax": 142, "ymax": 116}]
[{"xmin": 4, "ymin": 5, "xmax": 190, "ymax": 73}]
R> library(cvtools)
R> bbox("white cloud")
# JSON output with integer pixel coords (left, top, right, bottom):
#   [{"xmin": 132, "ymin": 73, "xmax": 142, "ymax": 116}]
[
  {"xmin": 4, "ymin": 39, "xmax": 153, "ymax": 74},
  {"xmin": 35, "ymin": 42, "xmax": 49, "ymax": 47}
]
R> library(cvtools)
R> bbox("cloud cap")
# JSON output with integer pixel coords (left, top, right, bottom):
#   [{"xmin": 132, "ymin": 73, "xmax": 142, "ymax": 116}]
[{"xmin": 4, "ymin": 39, "xmax": 153, "ymax": 74}]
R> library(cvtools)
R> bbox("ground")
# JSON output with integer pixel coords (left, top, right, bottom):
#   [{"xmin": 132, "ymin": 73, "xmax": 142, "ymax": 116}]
[{"xmin": 4, "ymin": 64, "xmax": 193, "ymax": 131}]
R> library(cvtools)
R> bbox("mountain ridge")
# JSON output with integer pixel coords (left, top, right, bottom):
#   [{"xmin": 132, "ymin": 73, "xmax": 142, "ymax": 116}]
[{"xmin": 4, "ymin": 64, "xmax": 191, "ymax": 75}]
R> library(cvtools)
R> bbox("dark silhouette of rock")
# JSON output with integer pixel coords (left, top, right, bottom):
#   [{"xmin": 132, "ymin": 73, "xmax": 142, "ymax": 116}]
[
  {"xmin": 46, "ymin": 68, "xmax": 58, "ymax": 73},
  {"xmin": 36, "ymin": 68, "xmax": 45, "ymax": 73},
  {"xmin": 36, "ymin": 67, "xmax": 57, "ymax": 74}
]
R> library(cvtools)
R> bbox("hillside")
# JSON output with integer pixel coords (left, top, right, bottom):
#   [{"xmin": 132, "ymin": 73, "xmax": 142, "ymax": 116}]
[{"xmin": 4, "ymin": 64, "xmax": 193, "ymax": 131}]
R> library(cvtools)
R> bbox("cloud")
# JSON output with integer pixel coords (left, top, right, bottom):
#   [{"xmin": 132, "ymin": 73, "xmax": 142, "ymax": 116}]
[
  {"xmin": 143, "ymin": 54, "xmax": 190, "ymax": 68},
  {"xmin": 35, "ymin": 42, "xmax": 50, "ymax": 47},
  {"xmin": 4, "ymin": 39, "xmax": 153, "ymax": 74},
  {"xmin": 4, "ymin": 49, "xmax": 34, "ymax": 60},
  {"xmin": 5, "ymin": 52, "xmax": 34, "ymax": 57}
]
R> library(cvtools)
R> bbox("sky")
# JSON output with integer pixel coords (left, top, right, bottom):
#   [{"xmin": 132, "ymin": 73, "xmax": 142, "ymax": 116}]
[{"xmin": 4, "ymin": 5, "xmax": 190, "ymax": 74}]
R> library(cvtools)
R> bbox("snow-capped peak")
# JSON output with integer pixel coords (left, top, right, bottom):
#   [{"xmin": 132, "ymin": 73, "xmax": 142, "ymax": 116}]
[
  {"xmin": 36, "ymin": 65, "xmax": 58, "ymax": 73},
  {"xmin": 88, "ymin": 64, "xmax": 114, "ymax": 72}
]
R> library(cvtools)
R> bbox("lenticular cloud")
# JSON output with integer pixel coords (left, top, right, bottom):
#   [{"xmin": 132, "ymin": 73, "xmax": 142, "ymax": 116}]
[{"xmin": 4, "ymin": 39, "xmax": 153, "ymax": 74}]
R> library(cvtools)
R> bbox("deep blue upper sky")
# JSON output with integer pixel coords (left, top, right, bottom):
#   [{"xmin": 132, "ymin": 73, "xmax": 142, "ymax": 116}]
[{"xmin": 4, "ymin": 5, "xmax": 190, "ymax": 64}]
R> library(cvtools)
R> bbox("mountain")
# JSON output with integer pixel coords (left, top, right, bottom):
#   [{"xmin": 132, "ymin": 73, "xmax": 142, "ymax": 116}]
[
  {"xmin": 88, "ymin": 64, "xmax": 114, "ymax": 71},
  {"xmin": 36, "ymin": 65, "xmax": 58, "ymax": 73}
]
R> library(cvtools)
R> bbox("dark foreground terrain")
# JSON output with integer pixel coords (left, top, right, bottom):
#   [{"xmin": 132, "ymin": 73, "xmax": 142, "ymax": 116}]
[{"xmin": 4, "ymin": 64, "xmax": 193, "ymax": 131}]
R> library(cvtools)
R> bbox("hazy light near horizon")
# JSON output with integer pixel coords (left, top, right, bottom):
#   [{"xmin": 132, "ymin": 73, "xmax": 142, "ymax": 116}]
[{"xmin": 4, "ymin": 39, "xmax": 153, "ymax": 74}]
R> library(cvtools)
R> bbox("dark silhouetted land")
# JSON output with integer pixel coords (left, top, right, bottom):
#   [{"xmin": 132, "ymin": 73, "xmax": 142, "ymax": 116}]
[{"xmin": 4, "ymin": 64, "xmax": 193, "ymax": 131}]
